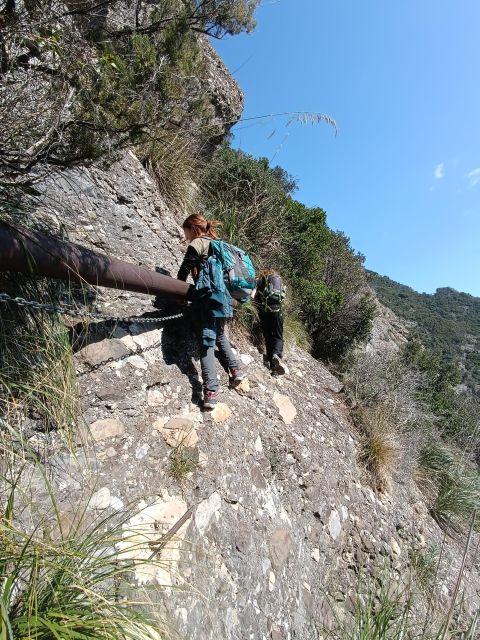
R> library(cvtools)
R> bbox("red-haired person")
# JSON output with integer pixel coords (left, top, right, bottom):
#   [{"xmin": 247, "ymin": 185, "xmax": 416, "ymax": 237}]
[{"xmin": 178, "ymin": 214, "xmax": 244, "ymax": 409}]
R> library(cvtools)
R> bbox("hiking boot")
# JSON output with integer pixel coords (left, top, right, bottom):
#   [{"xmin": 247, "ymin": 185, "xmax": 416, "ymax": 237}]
[
  {"xmin": 229, "ymin": 367, "xmax": 245, "ymax": 386},
  {"xmin": 203, "ymin": 389, "xmax": 220, "ymax": 410},
  {"xmin": 271, "ymin": 354, "xmax": 288, "ymax": 376}
]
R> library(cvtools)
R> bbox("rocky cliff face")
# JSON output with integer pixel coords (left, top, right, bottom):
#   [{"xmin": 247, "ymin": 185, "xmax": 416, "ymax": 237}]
[
  {"xmin": 20, "ymin": 151, "xmax": 479, "ymax": 639},
  {"xmin": 365, "ymin": 296, "xmax": 410, "ymax": 356}
]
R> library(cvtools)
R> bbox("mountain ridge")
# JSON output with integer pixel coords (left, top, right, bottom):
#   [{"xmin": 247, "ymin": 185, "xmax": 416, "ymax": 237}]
[{"xmin": 368, "ymin": 270, "xmax": 480, "ymax": 393}]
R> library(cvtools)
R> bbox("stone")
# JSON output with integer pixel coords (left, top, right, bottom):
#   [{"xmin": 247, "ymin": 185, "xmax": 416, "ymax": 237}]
[
  {"xmin": 195, "ymin": 492, "xmax": 222, "ymax": 535},
  {"xmin": 96, "ymin": 385, "xmax": 123, "ymax": 402},
  {"xmin": 119, "ymin": 334, "xmax": 137, "ymax": 351},
  {"xmin": 273, "ymin": 392, "xmax": 297, "ymax": 425},
  {"xmin": 328, "ymin": 509, "xmax": 342, "ymax": 541},
  {"xmin": 152, "ymin": 417, "xmax": 168, "ymax": 431},
  {"xmin": 110, "ymin": 496, "xmax": 124, "ymax": 511},
  {"xmin": 311, "ymin": 548, "xmax": 320, "ymax": 562},
  {"xmin": 89, "ymin": 418, "xmax": 125, "ymax": 441},
  {"xmin": 126, "ymin": 355, "xmax": 148, "ymax": 370},
  {"xmin": 235, "ymin": 377, "xmax": 251, "ymax": 394},
  {"xmin": 79, "ymin": 339, "xmax": 129, "ymax": 366},
  {"xmin": 240, "ymin": 353, "xmax": 254, "ymax": 365},
  {"xmin": 158, "ymin": 417, "xmax": 198, "ymax": 448},
  {"xmin": 235, "ymin": 527, "xmax": 252, "ymax": 554},
  {"xmin": 269, "ymin": 528, "xmax": 293, "ymax": 569},
  {"xmin": 390, "ymin": 538, "xmax": 401, "ymax": 556},
  {"xmin": 251, "ymin": 467, "xmax": 267, "ymax": 489},
  {"xmin": 131, "ymin": 328, "xmax": 163, "ymax": 350},
  {"xmin": 147, "ymin": 387, "xmax": 165, "ymax": 407},
  {"xmin": 254, "ymin": 435, "xmax": 263, "ymax": 453},
  {"xmin": 88, "ymin": 486, "xmax": 111, "ymax": 510},
  {"xmin": 198, "ymin": 451, "xmax": 209, "ymax": 467},
  {"xmin": 135, "ymin": 443, "xmax": 150, "ymax": 459},
  {"xmin": 211, "ymin": 402, "xmax": 233, "ymax": 424},
  {"xmin": 269, "ymin": 570, "xmax": 276, "ymax": 591},
  {"xmin": 116, "ymin": 495, "xmax": 189, "ymax": 587}
]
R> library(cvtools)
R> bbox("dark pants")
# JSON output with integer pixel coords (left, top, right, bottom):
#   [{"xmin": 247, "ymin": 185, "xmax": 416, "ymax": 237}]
[
  {"xmin": 199, "ymin": 318, "xmax": 239, "ymax": 392},
  {"xmin": 259, "ymin": 309, "xmax": 284, "ymax": 364}
]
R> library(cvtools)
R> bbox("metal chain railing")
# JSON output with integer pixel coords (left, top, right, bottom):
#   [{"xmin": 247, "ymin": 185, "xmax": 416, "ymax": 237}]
[{"xmin": 0, "ymin": 292, "xmax": 184, "ymax": 325}]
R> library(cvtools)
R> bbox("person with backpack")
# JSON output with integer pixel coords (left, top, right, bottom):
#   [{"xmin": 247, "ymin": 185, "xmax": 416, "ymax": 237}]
[
  {"xmin": 254, "ymin": 269, "xmax": 288, "ymax": 375},
  {"xmin": 177, "ymin": 214, "xmax": 251, "ymax": 409}
]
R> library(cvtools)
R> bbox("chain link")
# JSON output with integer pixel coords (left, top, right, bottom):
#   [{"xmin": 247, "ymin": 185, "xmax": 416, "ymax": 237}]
[{"xmin": 0, "ymin": 292, "xmax": 184, "ymax": 325}]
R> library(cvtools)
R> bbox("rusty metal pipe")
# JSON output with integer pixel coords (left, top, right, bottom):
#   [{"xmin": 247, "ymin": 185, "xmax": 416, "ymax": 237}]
[{"xmin": 0, "ymin": 222, "xmax": 192, "ymax": 299}]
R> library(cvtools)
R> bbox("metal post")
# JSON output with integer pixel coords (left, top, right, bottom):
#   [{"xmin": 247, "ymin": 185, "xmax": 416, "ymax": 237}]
[{"xmin": 0, "ymin": 222, "xmax": 192, "ymax": 299}]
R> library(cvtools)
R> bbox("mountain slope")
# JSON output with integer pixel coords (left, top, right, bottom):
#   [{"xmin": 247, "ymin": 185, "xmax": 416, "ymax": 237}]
[
  {"xmin": 369, "ymin": 271, "xmax": 480, "ymax": 393},
  {"xmin": 12, "ymin": 151, "xmax": 476, "ymax": 638}
]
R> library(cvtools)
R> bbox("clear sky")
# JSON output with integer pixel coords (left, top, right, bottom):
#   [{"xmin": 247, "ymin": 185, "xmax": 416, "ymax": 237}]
[{"xmin": 213, "ymin": 0, "xmax": 480, "ymax": 297}]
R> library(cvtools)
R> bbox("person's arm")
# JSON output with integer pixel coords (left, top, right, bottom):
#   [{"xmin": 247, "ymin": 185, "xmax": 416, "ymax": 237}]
[{"xmin": 177, "ymin": 245, "xmax": 201, "ymax": 281}]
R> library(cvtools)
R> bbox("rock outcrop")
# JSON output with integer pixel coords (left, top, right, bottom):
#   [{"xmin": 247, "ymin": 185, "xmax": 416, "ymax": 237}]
[
  {"xmin": 17, "ymin": 151, "xmax": 479, "ymax": 639},
  {"xmin": 365, "ymin": 296, "xmax": 410, "ymax": 355}
]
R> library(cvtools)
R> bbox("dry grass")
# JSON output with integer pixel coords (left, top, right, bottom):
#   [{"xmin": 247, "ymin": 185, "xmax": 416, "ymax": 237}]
[
  {"xmin": 356, "ymin": 405, "xmax": 400, "ymax": 492},
  {"xmin": 0, "ymin": 275, "xmax": 80, "ymax": 453},
  {"xmin": 343, "ymin": 352, "xmax": 433, "ymax": 492},
  {"xmin": 284, "ymin": 314, "xmax": 312, "ymax": 350},
  {"xmin": 143, "ymin": 129, "xmax": 202, "ymax": 213}
]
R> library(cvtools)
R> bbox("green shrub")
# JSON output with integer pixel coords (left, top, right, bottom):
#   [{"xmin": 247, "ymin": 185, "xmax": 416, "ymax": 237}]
[
  {"xmin": 201, "ymin": 145, "xmax": 293, "ymax": 264},
  {"xmin": 402, "ymin": 340, "xmax": 480, "ymax": 453}
]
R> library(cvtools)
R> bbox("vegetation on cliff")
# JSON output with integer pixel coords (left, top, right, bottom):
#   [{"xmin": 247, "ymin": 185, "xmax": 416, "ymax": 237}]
[
  {"xmin": 369, "ymin": 272, "xmax": 480, "ymax": 393},
  {"xmin": 0, "ymin": 0, "xmax": 257, "ymax": 198}
]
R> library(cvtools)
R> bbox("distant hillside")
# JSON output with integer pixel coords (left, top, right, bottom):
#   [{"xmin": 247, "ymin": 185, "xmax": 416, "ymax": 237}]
[{"xmin": 368, "ymin": 272, "xmax": 480, "ymax": 393}]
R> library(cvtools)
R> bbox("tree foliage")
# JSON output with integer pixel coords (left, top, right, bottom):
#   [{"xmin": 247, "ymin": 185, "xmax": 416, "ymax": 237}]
[
  {"xmin": 0, "ymin": 0, "xmax": 257, "ymax": 195},
  {"xmin": 402, "ymin": 338, "xmax": 480, "ymax": 454},
  {"xmin": 370, "ymin": 272, "xmax": 480, "ymax": 393}
]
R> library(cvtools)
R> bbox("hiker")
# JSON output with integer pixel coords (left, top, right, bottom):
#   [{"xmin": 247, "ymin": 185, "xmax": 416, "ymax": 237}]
[
  {"xmin": 177, "ymin": 213, "xmax": 245, "ymax": 409},
  {"xmin": 254, "ymin": 269, "xmax": 288, "ymax": 375}
]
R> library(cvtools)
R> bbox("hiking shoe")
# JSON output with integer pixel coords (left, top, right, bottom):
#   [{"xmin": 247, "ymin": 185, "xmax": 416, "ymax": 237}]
[
  {"xmin": 229, "ymin": 367, "xmax": 245, "ymax": 386},
  {"xmin": 203, "ymin": 389, "xmax": 220, "ymax": 410},
  {"xmin": 271, "ymin": 354, "xmax": 288, "ymax": 376}
]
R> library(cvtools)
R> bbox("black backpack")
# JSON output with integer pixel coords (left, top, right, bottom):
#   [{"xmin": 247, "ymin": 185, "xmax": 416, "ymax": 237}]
[{"xmin": 259, "ymin": 274, "xmax": 286, "ymax": 310}]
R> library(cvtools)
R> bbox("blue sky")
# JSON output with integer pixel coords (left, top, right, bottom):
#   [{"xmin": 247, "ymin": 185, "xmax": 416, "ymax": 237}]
[{"xmin": 213, "ymin": 0, "xmax": 480, "ymax": 297}]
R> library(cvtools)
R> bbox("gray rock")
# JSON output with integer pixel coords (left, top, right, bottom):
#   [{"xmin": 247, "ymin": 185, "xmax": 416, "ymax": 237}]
[
  {"xmin": 328, "ymin": 509, "xmax": 342, "ymax": 541},
  {"xmin": 89, "ymin": 418, "xmax": 125, "ymax": 441},
  {"xmin": 269, "ymin": 528, "xmax": 293, "ymax": 569},
  {"xmin": 79, "ymin": 339, "xmax": 129, "ymax": 366}
]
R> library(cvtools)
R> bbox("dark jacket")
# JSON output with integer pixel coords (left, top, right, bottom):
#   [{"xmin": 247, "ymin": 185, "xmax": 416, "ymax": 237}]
[{"xmin": 177, "ymin": 236, "xmax": 211, "ymax": 282}]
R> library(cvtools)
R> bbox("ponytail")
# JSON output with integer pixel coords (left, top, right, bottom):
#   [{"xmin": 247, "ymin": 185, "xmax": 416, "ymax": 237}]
[{"xmin": 182, "ymin": 214, "xmax": 221, "ymax": 239}]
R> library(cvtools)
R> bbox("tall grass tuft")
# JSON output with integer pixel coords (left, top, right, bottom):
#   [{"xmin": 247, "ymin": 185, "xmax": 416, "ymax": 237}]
[
  {"xmin": 0, "ymin": 275, "xmax": 79, "ymax": 438},
  {"xmin": 418, "ymin": 445, "xmax": 480, "ymax": 534},
  {"xmin": 356, "ymin": 405, "xmax": 400, "ymax": 492},
  {"xmin": 0, "ymin": 472, "xmax": 169, "ymax": 640},
  {"xmin": 142, "ymin": 129, "xmax": 201, "ymax": 213},
  {"xmin": 325, "ymin": 569, "xmax": 479, "ymax": 639}
]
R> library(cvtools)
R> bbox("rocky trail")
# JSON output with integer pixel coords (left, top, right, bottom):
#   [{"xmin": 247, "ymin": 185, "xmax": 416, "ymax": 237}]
[{"xmin": 19, "ymin": 152, "xmax": 479, "ymax": 640}]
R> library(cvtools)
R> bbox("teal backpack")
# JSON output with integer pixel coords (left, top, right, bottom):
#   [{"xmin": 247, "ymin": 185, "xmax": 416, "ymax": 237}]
[{"xmin": 209, "ymin": 239, "xmax": 256, "ymax": 302}]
